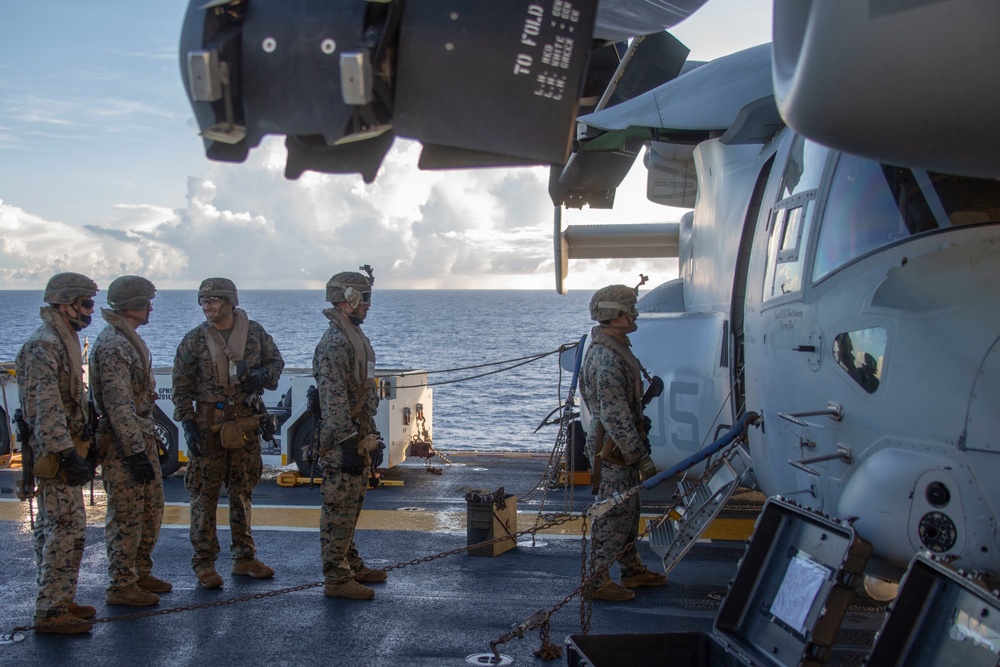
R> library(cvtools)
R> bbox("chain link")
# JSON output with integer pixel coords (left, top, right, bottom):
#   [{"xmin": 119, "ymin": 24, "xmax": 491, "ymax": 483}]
[
  {"xmin": 6, "ymin": 511, "xmax": 581, "ymax": 637},
  {"xmin": 489, "ymin": 434, "xmax": 747, "ymax": 660}
]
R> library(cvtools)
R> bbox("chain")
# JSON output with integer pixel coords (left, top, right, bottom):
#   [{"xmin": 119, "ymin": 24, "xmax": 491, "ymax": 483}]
[
  {"xmin": 490, "ymin": 433, "xmax": 747, "ymax": 660},
  {"xmin": 6, "ymin": 511, "xmax": 581, "ymax": 637}
]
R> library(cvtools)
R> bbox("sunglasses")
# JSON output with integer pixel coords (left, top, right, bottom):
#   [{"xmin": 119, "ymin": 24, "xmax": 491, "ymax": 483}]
[
  {"xmin": 79, "ymin": 299, "xmax": 95, "ymax": 309},
  {"xmin": 199, "ymin": 296, "xmax": 224, "ymax": 306}
]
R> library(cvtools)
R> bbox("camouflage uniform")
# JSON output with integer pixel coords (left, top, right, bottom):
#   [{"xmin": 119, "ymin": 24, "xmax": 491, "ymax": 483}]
[
  {"xmin": 581, "ymin": 326, "xmax": 650, "ymax": 586},
  {"xmin": 90, "ymin": 308, "xmax": 164, "ymax": 595},
  {"xmin": 172, "ymin": 313, "xmax": 284, "ymax": 574},
  {"xmin": 15, "ymin": 306, "xmax": 91, "ymax": 620},
  {"xmin": 313, "ymin": 307, "xmax": 379, "ymax": 582}
]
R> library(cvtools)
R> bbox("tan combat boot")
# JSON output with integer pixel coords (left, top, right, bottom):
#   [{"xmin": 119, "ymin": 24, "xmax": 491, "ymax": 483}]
[
  {"xmin": 196, "ymin": 567, "xmax": 223, "ymax": 589},
  {"xmin": 106, "ymin": 584, "xmax": 160, "ymax": 607},
  {"xmin": 35, "ymin": 612, "xmax": 93, "ymax": 635},
  {"xmin": 621, "ymin": 569, "xmax": 668, "ymax": 588},
  {"xmin": 232, "ymin": 559, "xmax": 275, "ymax": 578},
  {"xmin": 67, "ymin": 601, "xmax": 97, "ymax": 619},
  {"xmin": 324, "ymin": 580, "xmax": 375, "ymax": 600},
  {"xmin": 590, "ymin": 581, "xmax": 636, "ymax": 602},
  {"xmin": 137, "ymin": 574, "xmax": 173, "ymax": 593},
  {"xmin": 353, "ymin": 566, "xmax": 388, "ymax": 583}
]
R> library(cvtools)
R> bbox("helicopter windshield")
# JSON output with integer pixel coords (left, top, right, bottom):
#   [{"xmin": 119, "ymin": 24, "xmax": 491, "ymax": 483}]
[{"xmin": 813, "ymin": 155, "xmax": 1000, "ymax": 281}]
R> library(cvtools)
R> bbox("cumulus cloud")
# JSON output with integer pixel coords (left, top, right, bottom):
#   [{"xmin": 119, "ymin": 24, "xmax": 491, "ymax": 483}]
[{"xmin": 0, "ymin": 136, "xmax": 681, "ymax": 290}]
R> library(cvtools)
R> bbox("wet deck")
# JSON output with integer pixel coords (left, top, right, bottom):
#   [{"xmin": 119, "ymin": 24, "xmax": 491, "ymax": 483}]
[{"xmin": 0, "ymin": 454, "xmax": 883, "ymax": 666}]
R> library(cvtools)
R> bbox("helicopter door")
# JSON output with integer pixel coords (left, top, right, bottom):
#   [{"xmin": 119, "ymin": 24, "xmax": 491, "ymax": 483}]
[{"xmin": 748, "ymin": 137, "xmax": 832, "ymax": 506}]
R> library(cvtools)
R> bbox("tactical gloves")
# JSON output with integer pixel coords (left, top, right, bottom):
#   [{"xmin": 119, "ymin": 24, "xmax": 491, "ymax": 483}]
[
  {"xmin": 182, "ymin": 420, "xmax": 203, "ymax": 458},
  {"xmin": 639, "ymin": 416, "xmax": 653, "ymax": 454},
  {"xmin": 241, "ymin": 368, "xmax": 268, "ymax": 394},
  {"xmin": 339, "ymin": 438, "xmax": 365, "ymax": 476},
  {"xmin": 60, "ymin": 449, "xmax": 93, "ymax": 486},
  {"xmin": 126, "ymin": 452, "xmax": 156, "ymax": 484},
  {"xmin": 371, "ymin": 438, "xmax": 386, "ymax": 470}
]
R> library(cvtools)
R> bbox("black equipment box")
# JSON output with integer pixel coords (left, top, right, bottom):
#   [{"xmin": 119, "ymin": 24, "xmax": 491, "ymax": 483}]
[
  {"xmin": 567, "ymin": 497, "xmax": 873, "ymax": 667},
  {"xmin": 865, "ymin": 554, "xmax": 1000, "ymax": 666}
]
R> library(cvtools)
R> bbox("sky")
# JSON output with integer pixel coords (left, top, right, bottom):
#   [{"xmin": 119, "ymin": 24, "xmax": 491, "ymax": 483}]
[{"xmin": 0, "ymin": 0, "xmax": 772, "ymax": 291}]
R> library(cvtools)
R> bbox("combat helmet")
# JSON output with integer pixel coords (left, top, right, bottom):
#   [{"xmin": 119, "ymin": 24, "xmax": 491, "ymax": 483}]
[
  {"xmin": 589, "ymin": 284, "xmax": 638, "ymax": 322},
  {"xmin": 44, "ymin": 272, "xmax": 98, "ymax": 305},
  {"xmin": 198, "ymin": 277, "xmax": 238, "ymax": 306},
  {"xmin": 107, "ymin": 276, "xmax": 156, "ymax": 311},
  {"xmin": 326, "ymin": 271, "xmax": 371, "ymax": 308}
]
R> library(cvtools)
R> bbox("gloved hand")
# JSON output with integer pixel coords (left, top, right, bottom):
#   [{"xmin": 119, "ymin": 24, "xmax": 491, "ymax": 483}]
[
  {"xmin": 182, "ymin": 420, "xmax": 203, "ymax": 458},
  {"xmin": 339, "ymin": 437, "xmax": 365, "ymax": 476},
  {"xmin": 371, "ymin": 438, "xmax": 386, "ymax": 470},
  {"xmin": 125, "ymin": 452, "xmax": 156, "ymax": 484},
  {"xmin": 60, "ymin": 449, "xmax": 93, "ymax": 486},
  {"xmin": 639, "ymin": 416, "xmax": 653, "ymax": 454},
  {"xmin": 241, "ymin": 367, "xmax": 268, "ymax": 394}
]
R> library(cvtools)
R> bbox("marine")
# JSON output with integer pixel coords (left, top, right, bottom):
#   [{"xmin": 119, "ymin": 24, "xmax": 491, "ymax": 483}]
[
  {"xmin": 14, "ymin": 272, "xmax": 99, "ymax": 633},
  {"xmin": 89, "ymin": 275, "xmax": 170, "ymax": 607},
  {"xmin": 313, "ymin": 269, "xmax": 386, "ymax": 600},
  {"xmin": 172, "ymin": 277, "xmax": 285, "ymax": 588},
  {"xmin": 580, "ymin": 284, "xmax": 668, "ymax": 602}
]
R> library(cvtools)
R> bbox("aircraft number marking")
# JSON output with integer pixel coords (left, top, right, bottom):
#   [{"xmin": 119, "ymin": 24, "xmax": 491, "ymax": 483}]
[{"xmin": 669, "ymin": 381, "xmax": 700, "ymax": 453}]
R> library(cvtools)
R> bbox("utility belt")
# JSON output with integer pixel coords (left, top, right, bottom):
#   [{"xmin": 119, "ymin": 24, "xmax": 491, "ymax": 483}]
[
  {"xmin": 197, "ymin": 400, "xmax": 261, "ymax": 452},
  {"xmin": 32, "ymin": 436, "xmax": 90, "ymax": 480}
]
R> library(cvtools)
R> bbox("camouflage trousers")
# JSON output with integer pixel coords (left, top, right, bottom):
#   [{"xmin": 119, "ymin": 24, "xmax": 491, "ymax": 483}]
[
  {"xmin": 591, "ymin": 461, "xmax": 646, "ymax": 585},
  {"xmin": 319, "ymin": 462, "xmax": 369, "ymax": 580},
  {"xmin": 102, "ymin": 445, "xmax": 164, "ymax": 593},
  {"xmin": 33, "ymin": 478, "xmax": 86, "ymax": 617},
  {"xmin": 184, "ymin": 441, "xmax": 263, "ymax": 571}
]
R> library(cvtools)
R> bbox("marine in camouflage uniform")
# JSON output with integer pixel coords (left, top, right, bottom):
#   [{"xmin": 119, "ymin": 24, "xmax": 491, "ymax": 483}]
[
  {"xmin": 172, "ymin": 278, "xmax": 284, "ymax": 588},
  {"xmin": 89, "ymin": 276, "xmax": 169, "ymax": 607},
  {"xmin": 313, "ymin": 270, "xmax": 385, "ymax": 600},
  {"xmin": 14, "ymin": 272, "xmax": 98, "ymax": 633},
  {"xmin": 580, "ymin": 284, "xmax": 667, "ymax": 602}
]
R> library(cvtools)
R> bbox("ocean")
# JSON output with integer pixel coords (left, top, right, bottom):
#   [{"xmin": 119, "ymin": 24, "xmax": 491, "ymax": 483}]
[{"xmin": 0, "ymin": 290, "xmax": 595, "ymax": 453}]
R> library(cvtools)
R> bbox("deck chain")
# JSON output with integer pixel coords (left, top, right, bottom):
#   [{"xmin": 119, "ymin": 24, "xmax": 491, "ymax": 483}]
[{"xmin": 4, "ymin": 512, "xmax": 580, "ymax": 637}]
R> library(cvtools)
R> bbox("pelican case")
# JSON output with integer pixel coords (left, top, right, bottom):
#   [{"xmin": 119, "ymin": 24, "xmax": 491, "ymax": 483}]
[
  {"xmin": 566, "ymin": 497, "xmax": 872, "ymax": 666},
  {"xmin": 864, "ymin": 553, "xmax": 1000, "ymax": 666}
]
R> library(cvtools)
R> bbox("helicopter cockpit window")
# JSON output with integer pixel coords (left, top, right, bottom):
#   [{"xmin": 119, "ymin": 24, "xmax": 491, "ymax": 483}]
[
  {"xmin": 762, "ymin": 138, "xmax": 829, "ymax": 303},
  {"xmin": 779, "ymin": 136, "xmax": 828, "ymax": 199},
  {"xmin": 833, "ymin": 328, "xmax": 887, "ymax": 394},
  {"xmin": 813, "ymin": 155, "xmax": 1000, "ymax": 281}
]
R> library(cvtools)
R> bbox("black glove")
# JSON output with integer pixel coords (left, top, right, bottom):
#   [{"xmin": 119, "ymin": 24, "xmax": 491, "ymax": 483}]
[
  {"xmin": 339, "ymin": 438, "xmax": 365, "ymax": 476},
  {"xmin": 639, "ymin": 416, "xmax": 652, "ymax": 454},
  {"xmin": 182, "ymin": 420, "xmax": 203, "ymax": 458},
  {"xmin": 125, "ymin": 452, "xmax": 156, "ymax": 484},
  {"xmin": 371, "ymin": 438, "xmax": 386, "ymax": 470},
  {"xmin": 241, "ymin": 368, "xmax": 268, "ymax": 394},
  {"xmin": 60, "ymin": 449, "xmax": 93, "ymax": 486}
]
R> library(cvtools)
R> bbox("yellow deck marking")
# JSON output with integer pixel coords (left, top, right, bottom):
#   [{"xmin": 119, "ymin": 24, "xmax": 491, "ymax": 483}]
[{"xmin": 0, "ymin": 499, "xmax": 755, "ymax": 539}]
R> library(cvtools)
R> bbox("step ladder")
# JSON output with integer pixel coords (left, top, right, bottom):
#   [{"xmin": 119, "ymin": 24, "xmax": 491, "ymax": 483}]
[{"xmin": 648, "ymin": 443, "xmax": 753, "ymax": 576}]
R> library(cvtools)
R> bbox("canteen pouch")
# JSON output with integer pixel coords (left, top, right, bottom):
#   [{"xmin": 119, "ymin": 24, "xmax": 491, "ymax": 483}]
[
  {"xmin": 32, "ymin": 453, "xmax": 61, "ymax": 479},
  {"xmin": 213, "ymin": 416, "xmax": 261, "ymax": 450}
]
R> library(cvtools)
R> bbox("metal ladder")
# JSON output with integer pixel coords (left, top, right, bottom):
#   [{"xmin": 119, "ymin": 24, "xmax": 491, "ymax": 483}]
[{"xmin": 648, "ymin": 443, "xmax": 754, "ymax": 576}]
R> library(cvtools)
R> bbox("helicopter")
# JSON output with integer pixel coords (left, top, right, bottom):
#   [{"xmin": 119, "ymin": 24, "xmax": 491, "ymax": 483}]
[{"xmin": 178, "ymin": 0, "xmax": 1000, "ymax": 585}]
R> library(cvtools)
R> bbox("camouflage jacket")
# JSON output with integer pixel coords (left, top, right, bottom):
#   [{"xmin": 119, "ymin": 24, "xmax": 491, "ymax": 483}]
[
  {"xmin": 312, "ymin": 308, "xmax": 378, "ymax": 448},
  {"xmin": 89, "ymin": 309, "xmax": 158, "ymax": 456},
  {"xmin": 172, "ymin": 314, "xmax": 284, "ymax": 422},
  {"xmin": 14, "ymin": 306, "xmax": 88, "ymax": 458},
  {"xmin": 580, "ymin": 326, "xmax": 645, "ymax": 466}
]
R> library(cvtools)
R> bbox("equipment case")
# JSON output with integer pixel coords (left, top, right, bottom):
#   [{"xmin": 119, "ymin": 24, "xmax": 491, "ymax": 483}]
[
  {"xmin": 567, "ymin": 497, "xmax": 873, "ymax": 666},
  {"xmin": 865, "ymin": 554, "xmax": 1000, "ymax": 666}
]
